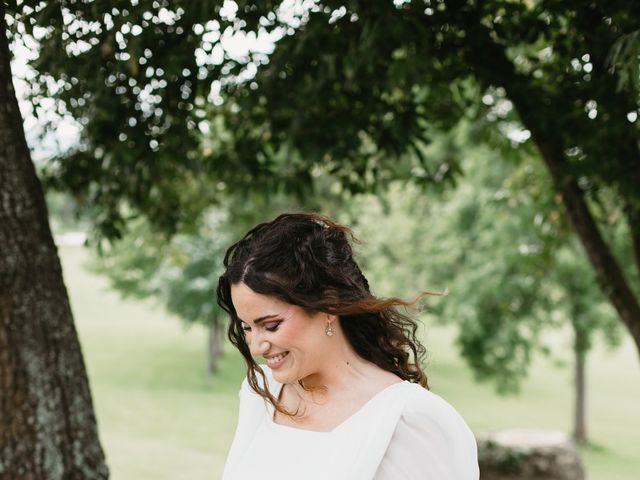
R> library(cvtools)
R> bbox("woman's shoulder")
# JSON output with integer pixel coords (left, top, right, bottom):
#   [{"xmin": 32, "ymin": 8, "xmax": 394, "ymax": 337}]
[
  {"xmin": 403, "ymin": 383, "xmax": 463, "ymax": 415},
  {"xmin": 377, "ymin": 383, "xmax": 480, "ymax": 479},
  {"xmin": 399, "ymin": 382, "xmax": 477, "ymax": 441}
]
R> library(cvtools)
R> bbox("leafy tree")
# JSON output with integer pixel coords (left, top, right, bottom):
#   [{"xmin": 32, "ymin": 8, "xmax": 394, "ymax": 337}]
[
  {"xmin": 13, "ymin": 0, "xmax": 640, "ymax": 359},
  {"xmin": 438, "ymin": 149, "xmax": 622, "ymax": 445},
  {"xmin": 343, "ymin": 138, "xmax": 621, "ymax": 443},
  {"xmin": 212, "ymin": 0, "xmax": 640, "ymax": 359},
  {"xmin": 87, "ymin": 209, "xmax": 232, "ymax": 375},
  {"xmin": 554, "ymin": 241, "xmax": 622, "ymax": 443},
  {"xmin": 86, "ymin": 186, "xmax": 327, "ymax": 375}
]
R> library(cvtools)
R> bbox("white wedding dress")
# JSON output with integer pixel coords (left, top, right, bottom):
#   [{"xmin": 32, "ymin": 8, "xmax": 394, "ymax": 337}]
[{"xmin": 222, "ymin": 367, "xmax": 479, "ymax": 480}]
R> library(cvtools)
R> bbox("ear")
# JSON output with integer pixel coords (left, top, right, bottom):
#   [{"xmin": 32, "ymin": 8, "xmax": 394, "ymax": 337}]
[{"xmin": 325, "ymin": 313, "xmax": 338, "ymax": 323}]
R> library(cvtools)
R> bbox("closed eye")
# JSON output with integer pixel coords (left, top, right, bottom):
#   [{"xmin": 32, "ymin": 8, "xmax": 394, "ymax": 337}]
[
  {"xmin": 265, "ymin": 321, "xmax": 282, "ymax": 332},
  {"xmin": 240, "ymin": 321, "xmax": 281, "ymax": 332}
]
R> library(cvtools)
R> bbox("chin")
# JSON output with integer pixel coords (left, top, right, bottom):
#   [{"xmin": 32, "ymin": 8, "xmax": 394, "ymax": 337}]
[
  {"xmin": 272, "ymin": 367, "xmax": 301, "ymax": 385},
  {"xmin": 272, "ymin": 370, "xmax": 292, "ymax": 384}
]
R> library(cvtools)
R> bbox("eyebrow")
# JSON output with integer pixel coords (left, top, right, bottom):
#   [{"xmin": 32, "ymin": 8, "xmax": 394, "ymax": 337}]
[{"xmin": 239, "ymin": 314, "xmax": 280, "ymax": 326}]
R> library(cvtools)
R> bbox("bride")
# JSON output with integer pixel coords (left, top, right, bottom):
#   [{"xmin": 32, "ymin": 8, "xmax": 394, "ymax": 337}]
[{"xmin": 217, "ymin": 213, "xmax": 479, "ymax": 480}]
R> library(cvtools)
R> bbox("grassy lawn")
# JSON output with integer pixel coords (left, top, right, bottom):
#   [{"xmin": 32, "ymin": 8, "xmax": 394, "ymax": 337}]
[{"xmin": 59, "ymin": 245, "xmax": 640, "ymax": 479}]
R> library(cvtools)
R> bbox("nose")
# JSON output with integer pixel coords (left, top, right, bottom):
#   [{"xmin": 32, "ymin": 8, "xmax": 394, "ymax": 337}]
[{"xmin": 248, "ymin": 331, "xmax": 271, "ymax": 357}]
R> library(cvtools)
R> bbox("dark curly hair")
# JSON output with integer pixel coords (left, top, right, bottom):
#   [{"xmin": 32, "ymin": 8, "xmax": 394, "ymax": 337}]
[{"xmin": 216, "ymin": 212, "xmax": 429, "ymax": 417}]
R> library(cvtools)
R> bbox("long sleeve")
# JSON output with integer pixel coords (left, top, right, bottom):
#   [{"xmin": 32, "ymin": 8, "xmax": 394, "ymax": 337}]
[
  {"xmin": 222, "ymin": 378, "xmax": 266, "ymax": 479},
  {"xmin": 374, "ymin": 386, "xmax": 479, "ymax": 480}
]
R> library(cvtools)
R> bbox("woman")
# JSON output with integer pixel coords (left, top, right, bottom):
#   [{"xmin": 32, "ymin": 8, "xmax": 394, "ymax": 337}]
[{"xmin": 217, "ymin": 213, "xmax": 479, "ymax": 480}]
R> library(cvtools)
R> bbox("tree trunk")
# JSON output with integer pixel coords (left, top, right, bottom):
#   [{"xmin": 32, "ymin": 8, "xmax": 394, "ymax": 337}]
[
  {"xmin": 459, "ymin": 12, "xmax": 640, "ymax": 361},
  {"xmin": 0, "ymin": 9, "xmax": 109, "ymax": 480},
  {"xmin": 532, "ymin": 144, "xmax": 640, "ymax": 359},
  {"xmin": 206, "ymin": 321, "xmax": 223, "ymax": 375},
  {"xmin": 573, "ymin": 326, "xmax": 588, "ymax": 444}
]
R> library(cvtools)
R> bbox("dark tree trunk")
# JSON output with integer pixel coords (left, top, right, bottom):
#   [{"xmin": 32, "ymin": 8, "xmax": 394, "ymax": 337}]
[
  {"xmin": 573, "ymin": 325, "xmax": 588, "ymax": 444},
  {"xmin": 532, "ymin": 145, "xmax": 640, "ymax": 359},
  {"xmin": 0, "ymin": 9, "xmax": 108, "ymax": 480},
  {"xmin": 207, "ymin": 321, "xmax": 223, "ymax": 375},
  {"xmin": 459, "ymin": 12, "xmax": 640, "ymax": 361}
]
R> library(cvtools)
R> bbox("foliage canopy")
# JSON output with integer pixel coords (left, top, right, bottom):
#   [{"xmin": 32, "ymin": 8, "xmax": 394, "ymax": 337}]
[{"xmin": 7, "ymin": 0, "xmax": 640, "ymax": 355}]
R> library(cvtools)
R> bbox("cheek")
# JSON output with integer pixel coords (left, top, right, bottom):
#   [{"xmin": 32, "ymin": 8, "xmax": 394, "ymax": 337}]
[
  {"xmin": 274, "ymin": 326, "xmax": 305, "ymax": 347},
  {"xmin": 276, "ymin": 320, "xmax": 322, "ymax": 352}
]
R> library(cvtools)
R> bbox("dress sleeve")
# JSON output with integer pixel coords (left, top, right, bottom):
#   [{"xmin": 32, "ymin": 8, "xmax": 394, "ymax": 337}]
[
  {"xmin": 374, "ymin": 387, "xmax": 479, "ymax": 480},
  {"xmin": 222, "ymin": 378, "xmax": 266, "ymax": 479}
]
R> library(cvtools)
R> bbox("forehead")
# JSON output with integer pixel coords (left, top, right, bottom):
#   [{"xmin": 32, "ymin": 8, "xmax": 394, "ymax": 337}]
[{"xmin": 230, "ymin": 282, "xmax": 286, "ymax": 323}]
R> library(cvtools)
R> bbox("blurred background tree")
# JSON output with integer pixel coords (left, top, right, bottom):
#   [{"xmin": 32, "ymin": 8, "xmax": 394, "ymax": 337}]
[
  {"xmin": 86, "ymin": 210, "xmax": 231, "ymax": 375},
  {"xmin": 210, "ymin": 0, "xmax": 640, "ymax": 358},
  {"xmin": 85, "ymin": 191, "xmax": 330, "ymax": 376},
  {"xmin": 343, "ymin": 131, "xmax": 622, "ymax": 443}
]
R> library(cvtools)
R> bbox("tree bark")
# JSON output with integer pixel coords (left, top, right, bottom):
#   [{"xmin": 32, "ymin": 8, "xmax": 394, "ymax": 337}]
[{"xmin": 0, "ymin": 9, "xmax": 109, "ymax": 480}]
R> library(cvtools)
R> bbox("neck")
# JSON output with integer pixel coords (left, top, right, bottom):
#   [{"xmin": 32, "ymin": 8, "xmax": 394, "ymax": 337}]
[{"xmin": 299, "ymin": 323, "xmax": 372, "ymax": 397}]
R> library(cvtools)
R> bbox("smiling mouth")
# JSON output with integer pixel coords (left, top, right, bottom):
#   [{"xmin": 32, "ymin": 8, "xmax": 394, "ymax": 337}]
[{"xmin": 266, "ymin": 351, "xmax": 289, "ymax": 365}]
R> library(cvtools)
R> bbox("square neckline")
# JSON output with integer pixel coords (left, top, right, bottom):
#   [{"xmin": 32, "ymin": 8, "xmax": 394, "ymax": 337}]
[{"xmin": 268, "ymin": 380, "xmax": 408, "ymax": 434}]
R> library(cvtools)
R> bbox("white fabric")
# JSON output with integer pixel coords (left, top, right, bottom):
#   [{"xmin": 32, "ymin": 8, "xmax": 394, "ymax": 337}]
[{"xmin": 222, "ymin": 367, "xmax": 479, "ymax": 480}]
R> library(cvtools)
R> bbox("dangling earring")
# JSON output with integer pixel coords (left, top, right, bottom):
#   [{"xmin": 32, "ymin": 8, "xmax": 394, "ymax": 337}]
[{"xmin": 325, "ymin": 319, "xmax": 335, "ymax": 337}]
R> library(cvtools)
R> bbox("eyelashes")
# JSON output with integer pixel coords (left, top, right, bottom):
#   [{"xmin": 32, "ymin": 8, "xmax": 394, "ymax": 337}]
[{"xmin": 240, "ymin": 321, "xmax": 282, "ymax": 333}]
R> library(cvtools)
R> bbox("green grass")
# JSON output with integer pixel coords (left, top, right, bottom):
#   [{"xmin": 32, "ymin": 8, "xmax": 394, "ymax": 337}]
[{"xmin": 59, "ymin": 245, "xmax": 640, "ymax": 479}]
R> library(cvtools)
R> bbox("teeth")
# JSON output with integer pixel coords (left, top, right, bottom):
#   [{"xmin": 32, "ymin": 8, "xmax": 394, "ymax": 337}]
[{"xmin": 266, "ymin": 352, "xmax": 288, "ymax": 364}]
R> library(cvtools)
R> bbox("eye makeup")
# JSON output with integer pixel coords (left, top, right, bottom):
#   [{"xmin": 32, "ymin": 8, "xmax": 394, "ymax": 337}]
[
  {"xmin": 240, "ymin": 319, "xmax": 282, "ymax": 332},
  {"xmin": 264, "ymin": 321, "xmax": 282, "ymax": 332}
]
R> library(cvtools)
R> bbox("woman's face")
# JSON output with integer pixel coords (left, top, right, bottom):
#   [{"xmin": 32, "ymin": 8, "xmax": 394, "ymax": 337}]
[{"xmin": 230, "ymin": 282, "xmax": 331, "ymax": 384}]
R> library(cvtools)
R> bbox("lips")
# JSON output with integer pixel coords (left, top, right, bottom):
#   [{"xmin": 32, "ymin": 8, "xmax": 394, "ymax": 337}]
[{"xmin": 265, "ymin": 351, "xmax": 289, "ymax": 369}]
